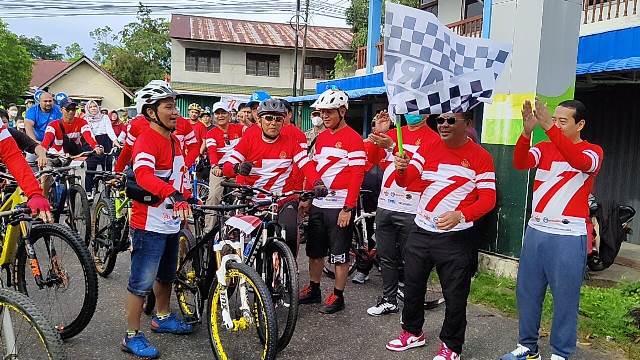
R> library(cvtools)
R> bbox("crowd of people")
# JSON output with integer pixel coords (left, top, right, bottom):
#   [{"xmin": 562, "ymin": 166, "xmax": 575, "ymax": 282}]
[{"xmin": 0, "ymin": 79, "xmax": 600, "ymax": 360}]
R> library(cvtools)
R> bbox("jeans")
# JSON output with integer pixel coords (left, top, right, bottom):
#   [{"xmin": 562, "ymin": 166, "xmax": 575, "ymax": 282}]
[{"xmin": 127, "ymin": 229, "xmax": 179, "ymax": 297}]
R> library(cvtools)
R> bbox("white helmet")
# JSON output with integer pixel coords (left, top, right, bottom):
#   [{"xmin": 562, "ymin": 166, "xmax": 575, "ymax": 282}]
[
  {"xmin": 134, "ymin": 80, "xmax": 177, "ymax": 114},
  {"xmin": 312, "ymin": 89, "xmax": 349, "ymax": 110}
]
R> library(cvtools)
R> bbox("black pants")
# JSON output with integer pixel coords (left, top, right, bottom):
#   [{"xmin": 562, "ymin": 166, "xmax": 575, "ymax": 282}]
[
  {"xmin": 355, "ymin": 166, "xmax": 382, "ymax": 274},
  {"xmin": 85, "ymin": 134, "xmax": 113, "ymax": 192},
  {"xmin": 401, "ymin": 225, "xmax": 478, "ymax": 354},
  {"xmin": 278, "ymin": 199, "xmax": 299, "ymax": 257},
  {"xmin": 375, "ymin": 208, "xmax": 414, "ymax": 302}
]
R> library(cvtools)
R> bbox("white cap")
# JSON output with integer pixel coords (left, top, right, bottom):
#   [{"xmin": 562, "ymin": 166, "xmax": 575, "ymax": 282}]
[{"xmin": 212, "ymin": 101, "xmax": 230, "ymax": 113}]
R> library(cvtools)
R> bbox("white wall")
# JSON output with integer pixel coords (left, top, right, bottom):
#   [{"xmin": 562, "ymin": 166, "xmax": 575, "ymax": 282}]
[
  {"xmin": 438, "ymin": 0, "xmax": 463, "ymax": 25},
  {"xmin": 171, "ymin": 39, "xmax": 340, "ymax": 91}
]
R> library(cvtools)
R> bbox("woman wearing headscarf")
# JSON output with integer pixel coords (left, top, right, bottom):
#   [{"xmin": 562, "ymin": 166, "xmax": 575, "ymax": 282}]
[{"xmin": 84, "ymin": 100, "xmax": 120, "ymax": 196}]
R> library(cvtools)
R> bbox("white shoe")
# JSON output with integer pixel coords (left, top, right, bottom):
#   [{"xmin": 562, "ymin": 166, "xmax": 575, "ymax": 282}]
[
  {"xmin": 550, "ymin": 355, "xmax": 566, "ymax": 360},
  {"xmin": 367, "ymin": 298, "xmax": 399, "ymax": 316},
  {"xmin": 351, "ymin": 271, "xmax": 369, "ymax": 284}
]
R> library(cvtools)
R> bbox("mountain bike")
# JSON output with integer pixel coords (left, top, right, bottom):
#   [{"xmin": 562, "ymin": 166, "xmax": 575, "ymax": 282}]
[
  {"xmin": 85, "ymin": 147, "xmax": 120, "ymax": 203},
  {"xmin": 172, "ymin": 201, "xmax": 277, "ymax": 360},
  {"xmin": 0, "ymin": 173, "xmax": 99, "ymax": 340},
  {"xmin": 87, "ymin": 170, "xmax": 130, "ymax": 277}
]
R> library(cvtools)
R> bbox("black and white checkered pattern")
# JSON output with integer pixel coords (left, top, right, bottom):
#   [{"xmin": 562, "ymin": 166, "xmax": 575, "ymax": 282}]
[{"xmin": 383, "ymin": 2, "xmax": 511, "ymax": 115}]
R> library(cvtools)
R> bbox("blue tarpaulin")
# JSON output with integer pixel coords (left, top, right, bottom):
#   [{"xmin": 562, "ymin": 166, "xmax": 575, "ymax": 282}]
[{"xmin": 577, "ymin": 25, "xmax": 640, "ymax": 75}]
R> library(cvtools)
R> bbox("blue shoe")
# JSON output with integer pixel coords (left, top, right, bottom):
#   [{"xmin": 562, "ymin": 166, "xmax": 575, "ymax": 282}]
[
  {"xmin": 500, "ymin": 344, "xmax": 541, "ymax": 360},
  {"xmin": 121, "ymin": 332, "xmax": 159, "ymax": 359},
  {"xmin": 151, "ymin": 313, "xmax": 193, "ymax": 334}
]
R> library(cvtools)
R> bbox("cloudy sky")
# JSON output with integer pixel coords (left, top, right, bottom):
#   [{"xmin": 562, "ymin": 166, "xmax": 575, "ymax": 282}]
[{"xmin": 3, "ymin": 0, "xmax": 350, "ymax": 57}]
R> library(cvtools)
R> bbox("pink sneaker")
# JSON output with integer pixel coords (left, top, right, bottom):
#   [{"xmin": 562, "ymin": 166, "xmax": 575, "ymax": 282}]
[
  {"xmin": 385, "ymin": 330, "xmax": 426, "ymax": 352},
  {"xmin": 433, "ymin": 342, "xmax": 460, "ymax": 360}
]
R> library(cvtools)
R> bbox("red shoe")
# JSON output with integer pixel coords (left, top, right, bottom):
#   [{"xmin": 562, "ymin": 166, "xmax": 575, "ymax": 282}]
[
  {"xmin": 433, "ymin": 342, "xmax": 460, "ymax": 360},
  {"xmin": 319, "ymin": 294, "xmax": 345, "ymax": 314},
  {"xmin": 385, "ymin": 330, "xmax": 426, "ymax": 352}
]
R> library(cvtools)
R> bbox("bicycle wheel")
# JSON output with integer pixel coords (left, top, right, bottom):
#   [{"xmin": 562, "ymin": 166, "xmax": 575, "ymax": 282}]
[
  {"xmin": 322, "ymin": 225, "xmax": 360, "ymax": 279},
  {"xmin": 91, "ymin": 197, "xmax": 118, "ymax": 277},
  {"xmin": 0, "ymin": 289, "xmax": 66, "ymax": 360},
  {"xmin": 264, "ymin": 240, "xmax": 298, "ymax": 351},
  {"xmin": 68, "ymin": 184, "xmax": 91, "ymax": 246},
  {"xmin": 174, "ymin": 229, "xmax": 202, "ymax": 323},
  {"xmin": 15, "ymin": 223, "xmax": 99, "ymax": 339},
  {"xmin": 207, "ymin": 261, "xmax": 277, "ymax": 360}
]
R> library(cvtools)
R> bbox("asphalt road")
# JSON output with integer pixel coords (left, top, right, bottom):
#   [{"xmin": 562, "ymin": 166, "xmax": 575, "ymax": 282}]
[{"xmin": 61, "ymin": 252, "xmax": 616, "ymax": 360}]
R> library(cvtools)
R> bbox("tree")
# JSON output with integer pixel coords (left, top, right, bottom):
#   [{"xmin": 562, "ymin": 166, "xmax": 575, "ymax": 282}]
[
  {"xmin": 345, "ymin": 0, "xmax": 420, "ymax": 49},
  {"xmin": 64, "ymin": 42, "xmax": 84, "ymax": 62},
  {"xmin": 90, "ymin": 4, "xmax": 170, "ymax": 89},
  {"xmin": 17, "ymin": 35, "xmax": 63, "ymax": 60},
  {"xmin": 0, "ymin": 21, "xmax": 32, "ymax": 103}
]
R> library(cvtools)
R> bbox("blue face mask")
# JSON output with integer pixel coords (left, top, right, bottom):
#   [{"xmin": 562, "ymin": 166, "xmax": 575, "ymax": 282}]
[{"xmin": 405, "ymin": 113, "xmax": 423, "ymax": 125}]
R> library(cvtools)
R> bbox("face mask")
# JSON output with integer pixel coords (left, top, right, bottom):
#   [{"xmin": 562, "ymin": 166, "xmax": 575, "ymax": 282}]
[
  {"xmin": 405, "ymin": 113, "xmax": 423, "ymax": 125},
  {"xmin": 311, "ymin": 116, "xmax": 323, "ymax": 126},
  {"xmin": 8, "ymin": 110, "xmax": 17, "ymax": 118}
]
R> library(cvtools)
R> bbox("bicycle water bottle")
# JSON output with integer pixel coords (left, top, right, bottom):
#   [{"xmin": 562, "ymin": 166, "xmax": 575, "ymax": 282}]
[{"xmin": 243, "ymin": 238, "xmax": 255, "ymax": 257}]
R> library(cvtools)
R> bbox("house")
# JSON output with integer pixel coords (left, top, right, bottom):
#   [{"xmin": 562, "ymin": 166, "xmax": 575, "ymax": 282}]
[
  {"xmin": 28, "ymin": 56, "xmax": 134, "ymax": 110},
  {"xmin": 169, "ymin": 14, "xmax": 353, "ymax": 113}
]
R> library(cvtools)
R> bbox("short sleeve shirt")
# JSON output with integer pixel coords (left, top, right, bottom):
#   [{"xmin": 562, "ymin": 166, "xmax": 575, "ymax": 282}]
[{"xmin": 24, "ymin": 105, "xmax": 63, "ymax": 141}]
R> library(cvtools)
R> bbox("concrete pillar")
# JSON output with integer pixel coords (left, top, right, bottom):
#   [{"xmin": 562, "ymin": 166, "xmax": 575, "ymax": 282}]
[
  {"xmin": 480, "ymin": 0, "xmax": 583, "ymax": 256},
  {"xmin": 366, "ymin": 0, "xmax": 382, "ymax": 74}
]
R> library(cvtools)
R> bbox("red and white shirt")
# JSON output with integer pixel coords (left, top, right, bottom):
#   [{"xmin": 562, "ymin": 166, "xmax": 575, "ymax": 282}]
[
  {"xmin": 114, "ymin": 115, "xmax": 200, "ymax": 172},
  {"xmin": 366, "ymin": 125, "xmax": 440, "ymax": 214},
  {"xmin": 514, "ymin": 125, "xmax": 603, "ymax": 235},
  {"xmin": 130, "ymin": 128, "xmax": 190, "ymax": 234},
  {"xmin": 41, "ymin": 117, "xmax": 98, "ymax": 154},
  {"xmin": 0, "ymin": 126, "xmax": 42, "ymax": 198},
  {"xmin": 191, "ymin": 120, "xmax": 208, "ymax": 143},
  {"xmin": 311, "ymin": 126, "xmax": 366, "ymax": 209},
  {"xmin": 399, "ymin": 139, "xmax": 496, "ymax": 233},
  {"xmin": 205, "ymin": 123, "xmax": 244, "ymax": 165},
  {"xmin": 221, "ymin": 133, "xmax": 320, "ymax": 196}
]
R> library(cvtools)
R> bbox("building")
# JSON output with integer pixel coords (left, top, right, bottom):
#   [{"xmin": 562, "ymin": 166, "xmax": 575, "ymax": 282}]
[
  {"xmin": 28, "ymin": 56, "xmax": 134, "ymax": 110},
  {"xmin": 169, "ymin": 14, "xmax": 353, "ymax": 114}
]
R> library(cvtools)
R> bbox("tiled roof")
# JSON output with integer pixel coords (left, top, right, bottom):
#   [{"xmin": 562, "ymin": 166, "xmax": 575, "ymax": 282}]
[
  {"xmin": 170, "ymin": 14, "xmax": 352, "ymax": 52},
  {"xmin": 30, "ymin": 60, "xmax": 71, "ymax": 88}
]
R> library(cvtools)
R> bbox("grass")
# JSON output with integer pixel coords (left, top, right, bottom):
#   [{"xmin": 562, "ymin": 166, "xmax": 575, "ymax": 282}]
[{"xmin": 468, "ymin": 271, "xmax": 640, "ymax": 359}]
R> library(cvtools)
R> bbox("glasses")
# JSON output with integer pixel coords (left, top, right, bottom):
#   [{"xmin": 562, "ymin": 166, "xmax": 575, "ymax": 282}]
[
  {"xmin": 436, "ymin": 117, "xmax": 457, "ymax": 125},
  {"xmin": 262, "ymin": 115, "xmax": 284, "ymax": 123}
]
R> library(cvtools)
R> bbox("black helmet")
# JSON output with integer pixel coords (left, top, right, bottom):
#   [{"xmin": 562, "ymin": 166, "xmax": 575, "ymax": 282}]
[{"xmin": 257, "ymin": 98, "xmax": 287, "ymax": 116}]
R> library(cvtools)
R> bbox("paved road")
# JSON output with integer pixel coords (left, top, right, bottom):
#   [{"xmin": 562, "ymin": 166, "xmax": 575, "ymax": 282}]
[{"xmin": 62, "ymin": 252, "xmax": 615, "ymax": 360}]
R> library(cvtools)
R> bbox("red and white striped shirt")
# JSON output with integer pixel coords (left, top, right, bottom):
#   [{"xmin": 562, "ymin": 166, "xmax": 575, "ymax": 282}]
[
  {"xmin": 311, "ymin": 126, "xmax": 366, "ymax": 209},
  {"xmin": 130, "ymin": 128, "xmax": 190, "ymax": 234},
  {"xmin": 398, "ymin": 139, "xmax": 496, "ymax": 233},
  {"xmin": 41, "ymin": 117, "xmax": 97, "ymax": 154},
  {"xmin": 205, "ymin": 123, "xmax": 244, "ymax": 165},
  {"xmin": 0, "ymin": 126, "xmax": 42, "ymax": 198},
  {"xmin": 221, "ymin": 133, "xmax": 320, "ymax": 195},
  {"xmin": 514, "ymin": 125, "xmax": 603, "ymax": 235}
]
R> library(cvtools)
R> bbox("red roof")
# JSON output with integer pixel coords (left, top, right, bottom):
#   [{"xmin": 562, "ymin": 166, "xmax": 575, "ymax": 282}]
[
  {"xmin": 30, "ymin": 60, "xmax": 71, "ymax": 88},
  {"xmin": 170, "ymin": 14, "xmax": 352, "ymax": 52}
]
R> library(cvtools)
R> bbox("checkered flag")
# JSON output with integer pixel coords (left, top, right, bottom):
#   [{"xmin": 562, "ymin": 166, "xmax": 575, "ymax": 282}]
[{"xmin": 383, "ymin": 2, "xmax": 511, "ymax": 116}]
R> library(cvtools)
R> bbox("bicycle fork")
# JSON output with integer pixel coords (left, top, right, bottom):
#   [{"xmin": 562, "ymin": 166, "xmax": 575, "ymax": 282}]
[{"xmin": 214, "ymin": 240, "xmax": 252, "ymax": 331}]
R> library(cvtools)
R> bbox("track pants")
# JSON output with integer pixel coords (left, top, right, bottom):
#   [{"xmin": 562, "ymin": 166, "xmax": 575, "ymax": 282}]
[{"xmin": 375, "ymin": 208, "xmax": 414, "ymax": 302}]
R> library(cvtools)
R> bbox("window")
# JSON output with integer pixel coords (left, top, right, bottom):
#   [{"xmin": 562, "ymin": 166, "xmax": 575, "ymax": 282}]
[
  {"xmin": 185, "ymin": 48, "xmax": 220, "ymax": 73},
  {"xmin": 304, "ymin": 57, "xmax": 334, "ymax": 80},
  {"xmin": 421, "ymin": 0, "xmax": 438, "ymax": 15},
  {"xmin": 464, "ymin": 0, "xmax": 483, "ymax": 18},
  {"xmin": 246, "ymin": 53, "xmax": 280, "ymax": 77}
]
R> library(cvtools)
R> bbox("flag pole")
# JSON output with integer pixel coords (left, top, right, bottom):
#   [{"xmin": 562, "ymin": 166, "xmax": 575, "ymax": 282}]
[{"xmin": 395, "ymin": 115, "xmax": 404, "ymax": 157}]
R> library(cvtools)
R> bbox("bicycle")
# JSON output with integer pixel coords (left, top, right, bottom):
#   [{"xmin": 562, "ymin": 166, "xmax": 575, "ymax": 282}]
[
  {"xmin": 0, "ymin": 173, "xmax": 99, "ymax": 340},
  {"xmin": 172, "ymin": 201, "xmax": 277, "ymax": 360},
  {"xmin": 85, "ymin": 147, "xmax": 120, "ymax": 203},
  {"xmin": 87, "ymin": 170, "xmax": 130, "ymax": 277}
]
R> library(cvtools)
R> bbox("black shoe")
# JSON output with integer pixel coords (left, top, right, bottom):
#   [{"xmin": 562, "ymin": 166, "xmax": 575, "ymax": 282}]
[
  {"xmin": 298, "ymin": 285, "xmax": 321, "ymax": 304},
  {"xmin": 319, "ymin": 294, "xmax": 345, "ymax": 314}
]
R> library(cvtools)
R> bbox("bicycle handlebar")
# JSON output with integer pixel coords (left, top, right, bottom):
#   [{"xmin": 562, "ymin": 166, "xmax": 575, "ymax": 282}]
[
  {"xmin": 0, "ymin": 207, "xmax": 30, "ymax": 218},
  {"xmin": 221, "ymin": 180, "xmax": 314, "ymax": 200}
]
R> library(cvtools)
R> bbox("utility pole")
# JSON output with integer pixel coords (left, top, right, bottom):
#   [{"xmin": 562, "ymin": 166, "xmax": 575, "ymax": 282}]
[
  {"xmin": 298, "ymin": 0, "xmax": 310, "ymax": 96},
  {"xmin": 292, "ymin": 0, "xmax": 301, "ymax": 96}
]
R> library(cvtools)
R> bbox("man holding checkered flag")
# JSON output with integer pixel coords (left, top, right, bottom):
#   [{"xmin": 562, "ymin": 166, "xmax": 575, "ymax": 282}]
[{"xmin": 382, "ymin": 3, "xmax": 510, "ymax": 359}]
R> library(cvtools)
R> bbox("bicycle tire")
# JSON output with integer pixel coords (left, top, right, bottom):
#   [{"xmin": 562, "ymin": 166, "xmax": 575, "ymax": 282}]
[
  {"xmin": 265, "ymin": 240, "xmax": 298, "ymax": 351},
  {"xmin": 15, "ymin": 223, "xmax": 99, "ymax": 339},
  {"xmin": 0, "ymin": 288, "xmax": 66, "ymax": 360},
  {"xmin": 68, "ymin": 184, "xmax": 91, "ymax": 246},
  {"xmin": 207, "ymin": 261, "xmax": 277, "ymax": 360},
  {"xmin": 92, "ymin": 197, "xmax": 118, "ymax": 277},
  {"xmin": 322, "ymin": 225, "xmax": 360, "ymax": 279},
  {"xmin": 175, "ymin": 229, "xmax": 202, "ymax": 322}
]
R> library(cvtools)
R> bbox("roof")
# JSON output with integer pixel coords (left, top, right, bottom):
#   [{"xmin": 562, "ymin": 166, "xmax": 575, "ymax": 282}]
[
  {"xmin": 170, "ymin": 14, "xmax": 353, "ymax": 52},
  {"xmin": 30, "ymin": 60, "xmax": 71, "ymax": 88},
  {"xmin": 576, "ymin": 25, "xmax": 640, "ymax": 75},
  {"xmin": 33, "ymin": 56, "xmax": 134, "ymax": 99}
]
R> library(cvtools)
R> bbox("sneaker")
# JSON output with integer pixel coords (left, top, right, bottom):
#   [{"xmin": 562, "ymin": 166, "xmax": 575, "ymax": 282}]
[
  {"xmin": 150, "ymin": 313, "xmax": 193, "ymax": 334},
  {"xmin": 298, "ymin": 285, "xmax": 321, "ymax": 304},
  {"xmin": 385, "ymin": 330, "xmax": 425, "ymax": 351},
  {"xmin": 367, "ymin": 297, "xmax": 399, "ymax": 316},
  {"xmin": 121, "ymin": 332, "xmax": 159, "ymax": 359},
  {"xmin": 550, "ymin": 356, "xmax": 566, "ymax": 360},
  {"xmin": 352, "ymin": 271, "xmax": 369, "ymax": 284},
  {"xmin": 500, "ymin": 344, "xmax": 541, "ymax": 360},
  {"xmin": 319, "ymin": 294, "xmax": 345, "ymax": 314},
  {"xmin": 433, "ymin": 342, "xmax": 460, "ymax": 360},
  {"xmin": 397, "ymin": 287, "xmax": 405, "ymax": 302}
]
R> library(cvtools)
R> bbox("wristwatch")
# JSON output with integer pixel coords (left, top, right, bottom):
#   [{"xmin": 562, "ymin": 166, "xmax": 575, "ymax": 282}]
[{"xmin": 342, "ymin": 206, "xmax": 354, "ymax": 212}]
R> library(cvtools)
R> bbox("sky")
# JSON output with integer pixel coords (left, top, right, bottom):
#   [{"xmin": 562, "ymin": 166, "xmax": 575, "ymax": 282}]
[{"xmin": 3, "ymin": 1, "xmax": 350, "ymax": 58}]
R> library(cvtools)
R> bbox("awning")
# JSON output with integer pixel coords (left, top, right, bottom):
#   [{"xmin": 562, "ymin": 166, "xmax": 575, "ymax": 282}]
[
  {"xmin": 285, "ymin": 86, "xmax": 387, "ymax": 103},
  {"xmin": 577, "ymin": 25, "xmax": 640, "ymax": 75}
]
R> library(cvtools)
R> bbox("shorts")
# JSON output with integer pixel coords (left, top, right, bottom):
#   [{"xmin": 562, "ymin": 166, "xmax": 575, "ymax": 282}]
[
  {"xmin": 127, "ymin": 228, "xmax": 179, "ymax": 297},
  {"xmin": 305, "ymin": 206, "xmax": 355, "ymax": 264}
]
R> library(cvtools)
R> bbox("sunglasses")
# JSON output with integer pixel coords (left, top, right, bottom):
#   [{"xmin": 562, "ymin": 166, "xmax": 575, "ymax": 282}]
[
  {"xmin": 263, "ymin": 115, "xmax": 284, "ymax": 123},
  {"xmin": 436, "ymin": 117, "xmax": 457, "ymax": 125}
]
